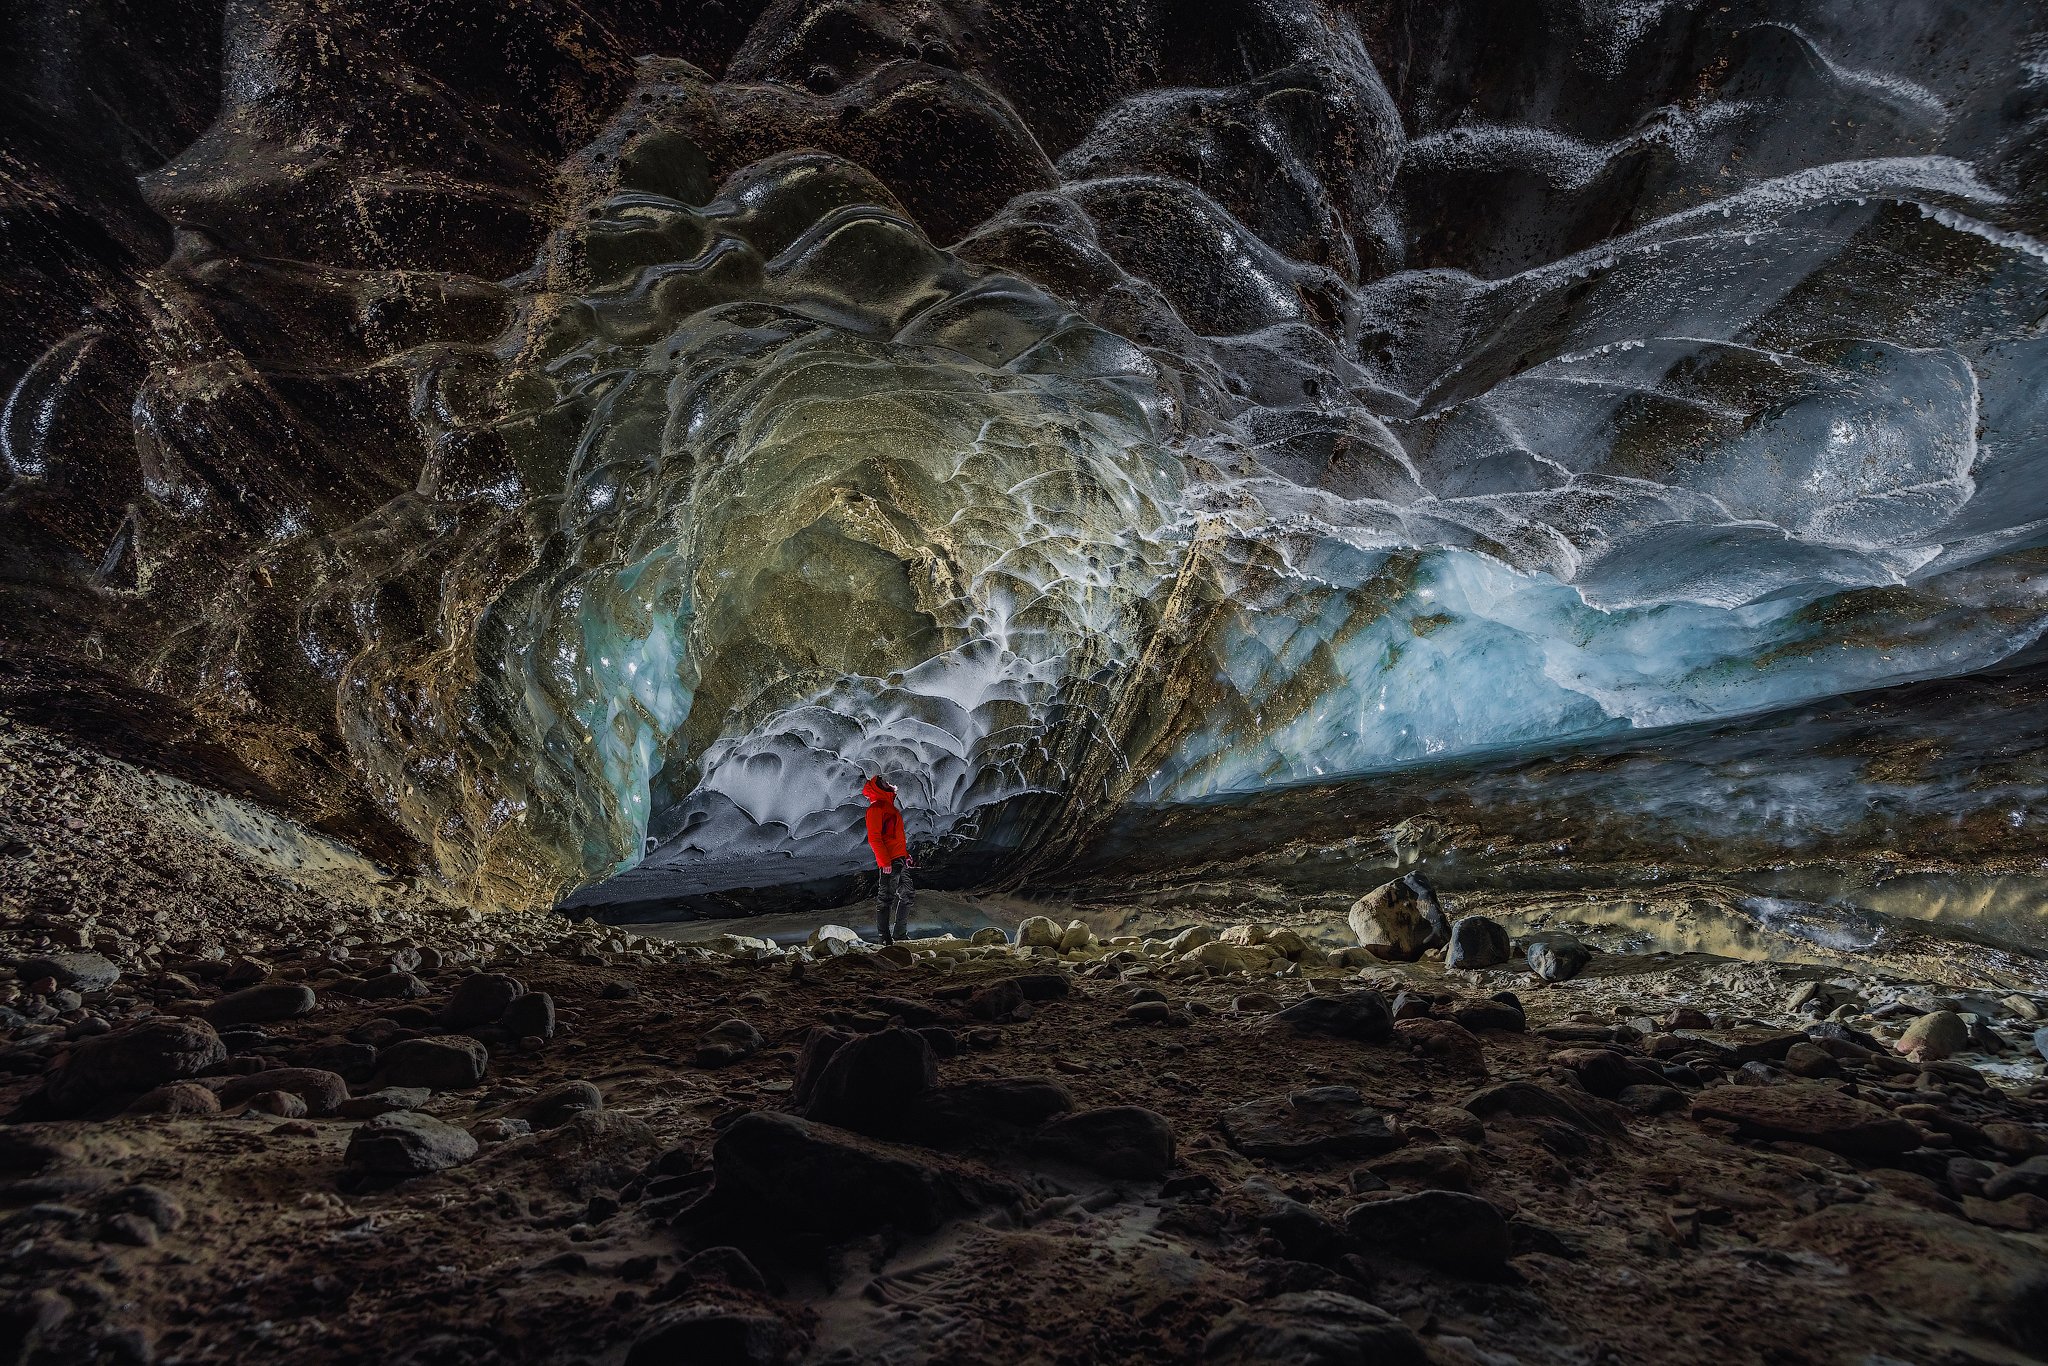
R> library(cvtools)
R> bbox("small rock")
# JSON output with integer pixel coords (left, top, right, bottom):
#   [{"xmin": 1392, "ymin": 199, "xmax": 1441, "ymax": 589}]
[
  {"xmin": 1364, "ymin": 1144, "xmax": 1473, "ymax": 1191},
  {"xmin": 473, "ymin": 1117, "xmax": 532, "ymax": 1143},
  {"xmin": 244, "ymin": 1090, "xmax": 308, "ymax": 1118},
  {"xmin": 800, "ymin": 1027, "xmax": 936, "ymax": 1137},
  {"xmin": 1221, "ymin": 1087, "xmax": 1404, "ymax": 1163},
  {"xmin": 1393, "ymin": 1018, "xmax": 1486, "ymax": 1073},
  {"xmin": 1984, "ymin": 1155, "xmax": 2048, "ymax": 1202},
  {"xmin": 1547, "ymin": 1047, "xmax": 1664, "ymax": 1098},
  {"xmin": 440, "ymin": 974, "xmax": 526, "ymax": 1029},
  {"xmin": 1125, "ymin": 1001, "xmax": 1189, "ymax": 1027},
  {"xmin": 516, "ymin": 1081, "xmax": 604, "ymax": 1131},
  {"xmin": 1346, "ymin": 873, "xmax": 1448, "ymax": 962},
  {"xmin": 355, "ymin": 972, "xmax": 428, "ymax": 1001},
  {"xmin": 1525, "ymin": 936, "xmax": 1591, "ymax": 982},
  {"xmin": 1617, "ymin": 1084, "xmax": 1688, "ymax": 1114},
  {"xmin": 1897, "ymin": 1010, "xmax": 1970, "ymax": 1062},
  {"xmin": 218, "ymin": 1068, "xmax": 349, "ymax": 1116},
  {"xmin": 626, "ymin": 1305, "xmax": 803, "ymax": 1365},
  {"xmin": 1269, "ymin": 990, "xmax": 1394, "ymax": 1043},
  {"xmin": 1014, "ymin": 916, "xmax": 1061, "ymax": 949},
  {"xmin": 1783, "ymin": 1042, "xmax": 1841, "ymax": 1078},
  {"xmin": 337, "ymin": 1087, "xmax": 431, "ymax": 1119},
  {"xmin": 1447, "ymin": 997, "xmax": 1526, "ymax": 1033},
  {"xmin": 376, "ymin": 1035, "xmax": 488, "ymax": 1091},
  {"xmin": 1057, "ymin": 921, "xmax": 1095, "ymax": 953},
  {"xmin": 1033, "ymin": 1106, "xmax": 1176, "ymax": 1179},
  {"xmin": 345, "ymin": 1111, "xmax": 479, "ymax": 1176},
  {"xmin": 695, "ymin": 1019, "xmax": 765, "ymax": 1068},
  {"xmin": 1691, "ymin": 1083, "xmax": 1921, "ymax": 1156},
  {"xmin": 1201, "ymin": 1290, "xmax": 1426, "ymax": 1366},
  {"xmin": 501, "ymin": 992, "xmax": 555, "ymax": 1040},
  {"xmin": 208, "ymin": 984, "xmax": 317, "ymax": 1027},
  {"xmin": 125, "ymin": 1082, "xmax": 220, "ymax": 1116},
  {"xmin": 1443, "ymin": 917, "xmax": 1510, "ymax": 971},
  {"xmin": 17, "ymin": 954, "xmax": 119, "ymax": 993},
  {"xmin": 1345, "ymin": 1189, "xmax": 1511, "ymax": 1275},
  {"xmin": 48, "ymin": 1019, "xmax": 227, "ymax": 1112}
]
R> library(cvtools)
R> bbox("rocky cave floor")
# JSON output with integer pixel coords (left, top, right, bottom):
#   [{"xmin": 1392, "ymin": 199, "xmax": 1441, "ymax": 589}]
[{"xmin": 2, "ymin": 716, "xmax": 2048, "ymax": 1366}]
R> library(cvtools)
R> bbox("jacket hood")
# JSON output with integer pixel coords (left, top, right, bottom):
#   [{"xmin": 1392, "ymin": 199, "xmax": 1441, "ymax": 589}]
[{"xmin": 862, "ymin": 778, "xmax": 896, "ymax": 804}]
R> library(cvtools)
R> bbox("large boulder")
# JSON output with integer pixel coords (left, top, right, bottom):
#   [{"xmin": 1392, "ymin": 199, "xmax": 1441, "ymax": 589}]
[
  {"xmin": 1347, "ymin": 874, "xmax": 1449, "ymax": 961},
  {"xmin": 1443, "ymin": 917, "xmax": 1510, "ymax": 970},
  {"xmin": 47, "ymin": 1020, "xmax": 227, "ymax": 1113}
]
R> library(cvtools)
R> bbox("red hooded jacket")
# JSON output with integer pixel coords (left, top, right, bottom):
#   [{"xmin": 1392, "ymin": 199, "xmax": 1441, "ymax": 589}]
[{"xmin": 862, "ymin": 778, "xmax": 908, "ymax": 869}]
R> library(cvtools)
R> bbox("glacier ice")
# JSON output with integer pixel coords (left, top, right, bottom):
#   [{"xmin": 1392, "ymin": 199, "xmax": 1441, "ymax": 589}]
[{"xmin": 4, "ymin": 0, "xmax": 2048, "ymax": 907}]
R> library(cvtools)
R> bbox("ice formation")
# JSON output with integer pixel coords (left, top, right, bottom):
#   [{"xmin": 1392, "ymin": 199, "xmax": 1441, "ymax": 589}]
[{"xmin": 3, "ymin": 0, "xmax": 2047, "ymax": 906}]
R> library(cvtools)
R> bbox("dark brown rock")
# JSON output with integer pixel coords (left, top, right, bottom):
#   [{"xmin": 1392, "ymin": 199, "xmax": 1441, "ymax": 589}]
[{"xmin": 1691, "ymin": 1084, "xmax": 1922, "ymax": 1156}]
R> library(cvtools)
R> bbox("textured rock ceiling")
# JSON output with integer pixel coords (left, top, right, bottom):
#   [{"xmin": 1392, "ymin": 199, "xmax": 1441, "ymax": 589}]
[{"xmin": 4, "ymin": 0, "xmax": 2046, "ymax": 908}]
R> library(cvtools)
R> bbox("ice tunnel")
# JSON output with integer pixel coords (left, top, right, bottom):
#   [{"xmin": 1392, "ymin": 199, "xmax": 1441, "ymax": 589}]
[{"xmin": 5, "ymin": 0, "xmax": 2048, "ymax": 918}]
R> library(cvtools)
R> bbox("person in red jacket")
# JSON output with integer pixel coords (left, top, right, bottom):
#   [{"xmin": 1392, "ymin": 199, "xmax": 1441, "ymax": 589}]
[{"xmin": 862, "ymin": 776, "xmax": 913, "ymax": 943}]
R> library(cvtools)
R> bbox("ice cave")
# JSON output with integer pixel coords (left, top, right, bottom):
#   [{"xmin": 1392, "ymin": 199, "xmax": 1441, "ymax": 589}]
[{"xmin": 2, "ymin": 2, "xmax": 2047, "ymax": 1362}]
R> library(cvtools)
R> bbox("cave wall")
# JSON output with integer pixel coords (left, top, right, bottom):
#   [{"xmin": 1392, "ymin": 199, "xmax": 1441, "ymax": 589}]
[{"xmin": 4, "ymin": 0, "xmax": 2046, "ymax": 907}]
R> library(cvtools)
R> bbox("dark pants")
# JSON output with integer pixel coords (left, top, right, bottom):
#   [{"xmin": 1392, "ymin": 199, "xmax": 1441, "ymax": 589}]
[{"xmin": 876, "ymin": 859, "xmax": 912, "ymax": 941}]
